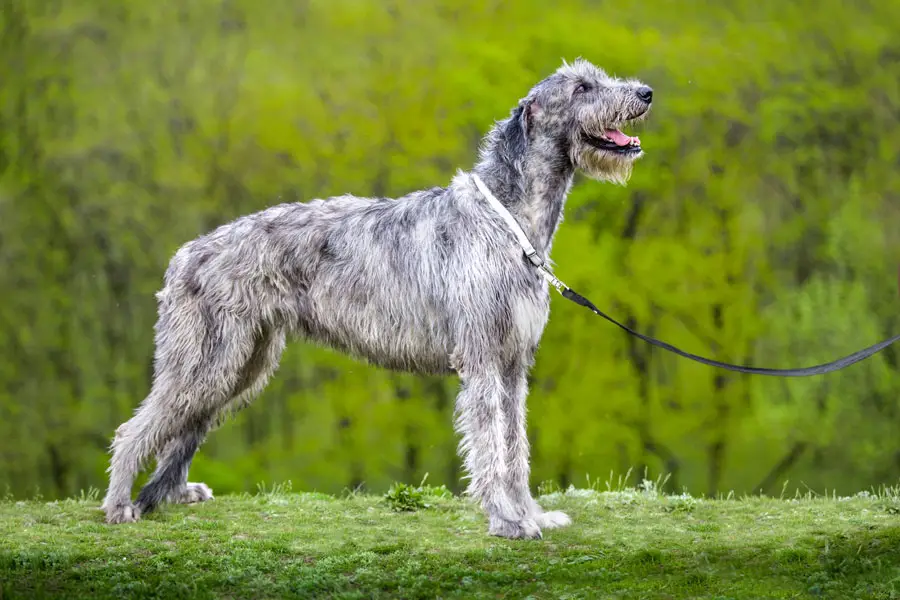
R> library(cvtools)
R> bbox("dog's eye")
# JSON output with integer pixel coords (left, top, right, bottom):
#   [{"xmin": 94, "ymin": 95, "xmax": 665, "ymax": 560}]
[{"xmin": 574, "ymin": 82, "xmax": 590, "ymax": 95}]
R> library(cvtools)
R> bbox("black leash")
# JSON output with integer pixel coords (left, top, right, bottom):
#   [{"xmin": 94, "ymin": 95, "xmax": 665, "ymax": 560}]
[{"xmin": 560, "ymin": 286, "xmax": 900, "ymax": 377}]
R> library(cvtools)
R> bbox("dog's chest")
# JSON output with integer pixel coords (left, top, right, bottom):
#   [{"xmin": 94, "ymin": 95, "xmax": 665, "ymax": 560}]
[{"xmin": 510, "ymin": 287, "xmax": 550, "ymax": 349}]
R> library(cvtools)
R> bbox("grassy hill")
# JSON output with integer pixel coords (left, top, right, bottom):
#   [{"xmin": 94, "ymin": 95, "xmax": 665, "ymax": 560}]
[{"xmin": 2, "ymin": 481, "xmax": 899, "ymax": 599}]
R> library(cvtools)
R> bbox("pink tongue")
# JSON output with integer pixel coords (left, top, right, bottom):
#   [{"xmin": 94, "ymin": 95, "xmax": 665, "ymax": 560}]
[{"xmin": 605, "ymin": 129, "xmax": 638, "ymax": 146}]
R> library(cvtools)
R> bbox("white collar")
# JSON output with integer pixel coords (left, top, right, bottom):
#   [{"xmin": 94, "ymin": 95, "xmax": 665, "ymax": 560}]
[{"xmin": 471, "ymin": 173, "xmax": 566, "ymax": 293}]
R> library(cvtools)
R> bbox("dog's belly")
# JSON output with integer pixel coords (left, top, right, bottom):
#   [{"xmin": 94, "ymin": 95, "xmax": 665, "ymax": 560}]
[{"xmin": 297, "ymin": 290, "xmax": 454, "ymax": 376}]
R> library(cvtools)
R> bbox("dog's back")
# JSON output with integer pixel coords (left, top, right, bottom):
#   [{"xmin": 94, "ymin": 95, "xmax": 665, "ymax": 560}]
[{"xmin": 156, "ymin": 184, "xmax": 495, "ymax": 374}]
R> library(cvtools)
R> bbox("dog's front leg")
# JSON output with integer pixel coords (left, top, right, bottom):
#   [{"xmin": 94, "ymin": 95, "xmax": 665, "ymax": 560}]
[
  {"xmin": 503, "ymin": 363, "xmax": 571, "ymax": 531},
  {"xmin": 455, "ymin": 366, "xmax": 542, "ymax": 539}
]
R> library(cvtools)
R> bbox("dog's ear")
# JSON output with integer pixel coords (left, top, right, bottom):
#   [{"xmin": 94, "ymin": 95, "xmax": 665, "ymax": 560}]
[
  {"xmin": 504, "ymin": 104, "xmax": 528, "ymax": 156},
  {"xmin": 520, "ymin": 97, "xmax": 540, "ymax": 138},
  {"xmin": 506, "ymin": 98, "xmax": 539, "ymax": 156}
]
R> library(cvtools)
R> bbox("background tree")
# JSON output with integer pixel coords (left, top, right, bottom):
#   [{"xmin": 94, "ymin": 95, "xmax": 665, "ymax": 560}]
[{"xmin": 2, "ymin": 0, "xmax": 899, "ymax": 499}]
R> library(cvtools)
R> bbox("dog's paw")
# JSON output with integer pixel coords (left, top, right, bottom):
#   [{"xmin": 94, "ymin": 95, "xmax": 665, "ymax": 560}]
[
  {"xmin": 173, "ymin": 482, "xmax": 214, "ymax": 504},
  {"xmin": 105, "ymin": 503, "xmax": 141, "ymax": 524},
  {"xmin": 489, "ymin": 517, "xmax": 543, "ymax": 540},
  {"xmin": 534, "ymin": 510, "xmax": 572, "ymax": 529}
]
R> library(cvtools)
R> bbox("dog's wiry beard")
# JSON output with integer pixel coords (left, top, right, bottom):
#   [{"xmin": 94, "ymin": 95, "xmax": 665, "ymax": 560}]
[{"xmin": 572, "ymin": 145, "xmax": 635, "ymax": 185}]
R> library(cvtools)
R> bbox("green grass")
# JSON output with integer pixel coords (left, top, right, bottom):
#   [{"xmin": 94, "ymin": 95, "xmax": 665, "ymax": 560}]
[{"xmin": 2, "ymin": 479, "xmax": 900, "ymax": 599}]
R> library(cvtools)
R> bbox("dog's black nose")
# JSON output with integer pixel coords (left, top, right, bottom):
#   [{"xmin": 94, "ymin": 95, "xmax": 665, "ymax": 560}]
[{"xmin": 636, "ymin": 86, "xmax": 653, "ymax": 104}]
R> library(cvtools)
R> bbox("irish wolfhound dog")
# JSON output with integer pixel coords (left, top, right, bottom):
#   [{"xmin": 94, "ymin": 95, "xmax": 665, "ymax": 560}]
[{"xmin": 102, "ymin": 58, "xmax": 652, "ymax": 539}]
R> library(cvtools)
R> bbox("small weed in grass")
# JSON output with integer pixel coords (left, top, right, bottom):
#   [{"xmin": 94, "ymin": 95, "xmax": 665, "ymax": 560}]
[{"xmin": 383, "ymin": 473, "xmax": 452, "ymax": 512}]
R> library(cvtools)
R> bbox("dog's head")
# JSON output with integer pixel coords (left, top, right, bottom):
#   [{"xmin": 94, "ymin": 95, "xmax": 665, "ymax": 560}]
[{"xmin": 514, "ymin": 58, "xmax": 652, "ymax": 185}]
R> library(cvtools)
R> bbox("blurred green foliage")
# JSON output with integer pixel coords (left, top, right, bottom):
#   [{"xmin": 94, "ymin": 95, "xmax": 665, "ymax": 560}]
[{"xmin": 2, "ymin": 0, "xmax": 900, "ymax": 500}]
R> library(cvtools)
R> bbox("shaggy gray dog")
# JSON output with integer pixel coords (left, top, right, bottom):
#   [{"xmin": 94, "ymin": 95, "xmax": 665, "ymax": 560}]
[{"xmin": 102, "ymin": 58, "xmax": 652, "ymax": 539}]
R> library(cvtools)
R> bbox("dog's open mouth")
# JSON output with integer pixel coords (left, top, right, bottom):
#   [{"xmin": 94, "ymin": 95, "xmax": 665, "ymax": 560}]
[{"xmin": 585, "ymin": 128, "xmax": 642, "ymax": 155}]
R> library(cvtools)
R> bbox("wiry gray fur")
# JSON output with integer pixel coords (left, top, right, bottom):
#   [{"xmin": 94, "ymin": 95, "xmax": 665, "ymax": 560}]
[{"xmin": 101, "ymin": 58, "xmax": 653, "ymax": 539}]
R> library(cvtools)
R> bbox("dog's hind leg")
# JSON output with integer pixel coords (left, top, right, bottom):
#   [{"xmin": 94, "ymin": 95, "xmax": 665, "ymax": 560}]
[
  {"xmin": 102, "ymin": 302, "xmax": 260, "ymax": 524},
  {"xmin": 102, "ymin": 389, "xmax": 181, "ymax": 524},
  {"xmin": 134, "ymin": 326, "xmax": 287, "ymax": 514},
  {"xmin": 132, "ymin": 421, "xmax": 213, "ymax": 514}
]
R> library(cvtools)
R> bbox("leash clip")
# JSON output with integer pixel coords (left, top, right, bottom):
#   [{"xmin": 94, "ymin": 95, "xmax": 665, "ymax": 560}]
[{"xmin": 538, "ymin": 265, "xmax": 567, "ymax": 294}]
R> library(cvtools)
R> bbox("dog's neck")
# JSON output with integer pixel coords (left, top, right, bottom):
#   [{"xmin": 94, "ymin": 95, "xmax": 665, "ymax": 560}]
[{"xmin": 472, "ymin": 120, "xmax": 574, "ymax": 259}]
